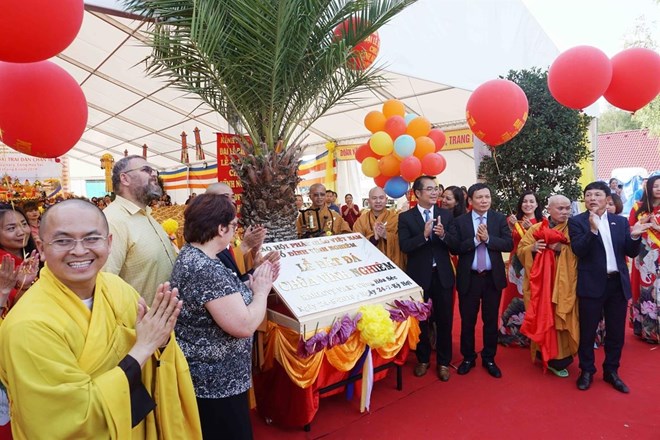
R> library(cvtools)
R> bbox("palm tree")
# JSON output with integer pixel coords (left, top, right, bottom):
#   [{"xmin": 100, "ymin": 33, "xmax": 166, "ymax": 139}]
[{"xmin": 124, "ymin": 0, "xmax": 417, "ymax": 241}]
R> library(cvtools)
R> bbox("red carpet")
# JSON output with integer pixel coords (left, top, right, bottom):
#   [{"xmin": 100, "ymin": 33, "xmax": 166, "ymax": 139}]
[{"xmin": 252, "ymin": 314, "xmax": 660, "ymax": 439}]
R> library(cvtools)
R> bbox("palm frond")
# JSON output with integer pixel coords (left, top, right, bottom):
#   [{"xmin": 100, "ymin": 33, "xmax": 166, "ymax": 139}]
[{"xmin": 124, "ymin": 0, "xmax": 418, "ymax": 152}]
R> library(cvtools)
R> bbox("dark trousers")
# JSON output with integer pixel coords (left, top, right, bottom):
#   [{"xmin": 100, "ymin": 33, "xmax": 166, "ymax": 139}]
[
  {"xmin": 416, "ymin": 269, "xmax": 454, "ymax": 366},
  {"xmin": 458, "ymin": 271, "xmax": 502, "ymax": 362},
  {"xmin": 197, "ymin": 392, "xmax": 253, "ymax": 440},
  {"xmin": 578, "ymin": 275, "xmax": 627, "ymax": 374}
]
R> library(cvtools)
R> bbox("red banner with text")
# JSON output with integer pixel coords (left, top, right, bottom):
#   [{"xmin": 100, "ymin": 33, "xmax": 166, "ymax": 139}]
[{"xmin": 216, "ymin": 132, "xmax": 245, "ymax": 206}]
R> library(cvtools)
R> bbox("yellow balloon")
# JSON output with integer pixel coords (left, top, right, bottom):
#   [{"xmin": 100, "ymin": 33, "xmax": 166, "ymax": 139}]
[
  {"xmin": 361, "ymin": 157, "xmax": 381, "ymax": 177},
  {"xmin": 382, "ymin": 99, "xmax": 405, "ymax": 119},
  {"xmin": 370, "ymin": 131, "xmax": 393, "ymax": 156}
]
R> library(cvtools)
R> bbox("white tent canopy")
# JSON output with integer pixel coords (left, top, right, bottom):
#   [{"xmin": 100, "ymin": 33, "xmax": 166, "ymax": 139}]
[{"xmin": 13, "ymin": 0, "xmax": 560, "ymax": 193}]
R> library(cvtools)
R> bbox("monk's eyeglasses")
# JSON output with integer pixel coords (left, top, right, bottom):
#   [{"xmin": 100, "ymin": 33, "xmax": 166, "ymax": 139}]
[{"xmin": 47, "ymin": 236, "xmax": 108, "ymax": 251}]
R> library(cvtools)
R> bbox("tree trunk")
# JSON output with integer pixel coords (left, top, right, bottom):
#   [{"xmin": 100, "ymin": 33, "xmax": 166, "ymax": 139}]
[{"xmin": 231, "ymin": 147, "xmax": 302, "ymax": 243}]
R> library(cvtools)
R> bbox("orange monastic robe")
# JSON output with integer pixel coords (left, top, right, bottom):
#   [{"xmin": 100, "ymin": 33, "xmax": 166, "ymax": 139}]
[{"xmin": 352, "ymin": 209, "xmax": 406, "ymax": 270}]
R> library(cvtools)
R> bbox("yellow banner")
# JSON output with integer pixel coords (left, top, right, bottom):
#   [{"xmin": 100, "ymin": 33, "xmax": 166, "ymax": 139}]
[
  {"xmin": 442, "ymin": 128, "xmax": 474, "ymax": 151},
  {"xmin": 336, "ymin": 144, "xmax": 360, "ymax": 161}
]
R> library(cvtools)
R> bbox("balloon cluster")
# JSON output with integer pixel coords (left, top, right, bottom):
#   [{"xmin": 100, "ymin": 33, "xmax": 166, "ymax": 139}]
[
  {"xmin": 357, "ymin": 99, "xmax": 447, "ymax": 198},
  {"xmin": 466, "ymin": 79, "xmax": 529, "ymax": 147},
  {"xmin": 0, "ymin": 0, "xmax": 87, "ymax": 158},
  {"xmin": 548, "ymin": 46, "xmax": 660, "ymax": 112}
]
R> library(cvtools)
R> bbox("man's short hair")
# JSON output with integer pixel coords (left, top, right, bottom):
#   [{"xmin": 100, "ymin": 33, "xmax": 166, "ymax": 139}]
[
  {"xmin": 111, "ymin": 155, "xmax": 144, "ymax": 194},
  {"xmin": 412, "ymin": 175, "xmax": 435, "ymax": 192},
  {"xmin": 584, "ymin": 181, "xmax": 611, "ymax": 197},
  {"xmin": 467, "ymin": 182, "xmax": 491, "ymax": 199}
]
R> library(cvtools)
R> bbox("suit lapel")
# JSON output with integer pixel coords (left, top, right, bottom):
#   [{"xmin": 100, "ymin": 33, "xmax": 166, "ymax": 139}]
[{"xmin": 413, "ymin": 206, "xmax": 427, "ymax": 231}]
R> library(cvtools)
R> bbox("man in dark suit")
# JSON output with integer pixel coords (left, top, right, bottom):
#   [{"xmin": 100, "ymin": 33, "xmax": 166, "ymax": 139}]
[
  {"xmin": 568, "ymin": 181, "xmax": 649, "ymax": 393},
  {"xmin": 398, "ymin": 175, "xmax": 456, "ymax": 381},
  {"xmin": 448, "ymin": 183, "xmax": 512, "ymax": 378}
]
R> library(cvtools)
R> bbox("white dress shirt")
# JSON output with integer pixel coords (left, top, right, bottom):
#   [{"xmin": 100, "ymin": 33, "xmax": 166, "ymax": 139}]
[{"xmin": 594, "ymin": 211, "xmax": 618, "ymax": 273}]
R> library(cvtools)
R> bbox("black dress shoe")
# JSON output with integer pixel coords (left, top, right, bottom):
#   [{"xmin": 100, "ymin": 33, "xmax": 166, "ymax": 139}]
[
  {"xmin": 482, "ymin": 361, "xmax": 502, "ymax": 378},
  {"xmin": 413, "ymin": 362, "xmax": 430, "ymax": 377},
  {"xmin": 457, "ymin": 359, "xmax": 476, "ymax": 375},
  {"xmin": 577, "ymin": 371, "xmax": 593, "ymax": 391},
  {"xmin": 604, "ymin": 371, "xmax": 630, "ymax": 394}
]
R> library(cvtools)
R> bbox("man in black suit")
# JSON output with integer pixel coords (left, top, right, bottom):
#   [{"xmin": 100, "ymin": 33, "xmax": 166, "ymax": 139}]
[
  {"xmin": 398, "ymin": 175, "xmax": 456, "ymax": 381},
  {"xmin": 448, "ymin": 183, "xmax": 512, "ymax": 378},
  {"xmin": 568, "ymin": 181, "xmax": 649, "ymax": 393}
]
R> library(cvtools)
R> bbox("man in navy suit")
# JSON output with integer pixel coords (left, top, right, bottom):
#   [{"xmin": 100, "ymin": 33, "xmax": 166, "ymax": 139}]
[
  {"xmin": 568, "ymin": 181, "xmax": 649, "ymax": 393},
  {"xmin": 447, "ymin": 183, "xmax": 512, "ymax": 378},
  {"xmin": 399, "ymin": 176, "xmax": 456, "ymax": 381}
]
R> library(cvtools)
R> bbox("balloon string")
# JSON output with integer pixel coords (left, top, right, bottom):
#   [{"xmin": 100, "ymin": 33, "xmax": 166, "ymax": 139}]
[{"xmin": 490, "ymin": 147, "xmax": 514, "ymax": 215}]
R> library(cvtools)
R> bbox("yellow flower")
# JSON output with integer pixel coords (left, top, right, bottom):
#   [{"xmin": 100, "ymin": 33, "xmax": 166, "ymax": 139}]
[
  {"xmin": 357, "ymin": 304, "xmax": 395, "ymax": 348},
  {"xmin": 161, "ymin": 218, "xmax": 179, "ymax": 236}
]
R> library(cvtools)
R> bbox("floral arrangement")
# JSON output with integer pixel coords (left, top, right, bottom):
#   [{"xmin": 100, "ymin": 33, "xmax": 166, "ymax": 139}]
[
  {"xmin": 357, "ymin": 304, "xmax": 395, "ymax": 348},
  {"xmin": 296, "ymin": 299, "xmax": 431, "ymax": 357}
]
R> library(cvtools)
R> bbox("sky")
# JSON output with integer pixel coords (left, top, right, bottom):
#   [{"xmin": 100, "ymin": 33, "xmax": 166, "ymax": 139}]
[{"xmin": 522, "ymin": 0, "xmax": 660, "ymax": 56}]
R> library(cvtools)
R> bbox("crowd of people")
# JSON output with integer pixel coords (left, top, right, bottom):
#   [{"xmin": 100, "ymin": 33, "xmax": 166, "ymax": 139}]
[{"xmin": 0, "ymin": 159, "xmax": 658, "ymax": 438}]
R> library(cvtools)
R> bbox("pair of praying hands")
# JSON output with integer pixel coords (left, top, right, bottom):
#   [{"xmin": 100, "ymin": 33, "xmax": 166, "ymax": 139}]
[
  {"xmin": 374, "ymin": 221, "xmax": 387, "ymax": 241},
  {"xmin": 131, "ymin": 282, "xmax": 182, "ymax": 367},
  {"xmin": 476, "ymin": 223, "xmax": 488, "ymax": 243},
  {"xmin": 242, "ymin": 224, "xmax": 281, "ymax": 271},
  {"xmin": 507, "ymin": 214, "xmax": 532, "ymax": 230},
  {"xmin": 0, "ymin": 251, "xmax": 39, "ymax": 298},
  {"xmin": 423, "ymin": 217, "xmax": 445, "ymax": 239}
]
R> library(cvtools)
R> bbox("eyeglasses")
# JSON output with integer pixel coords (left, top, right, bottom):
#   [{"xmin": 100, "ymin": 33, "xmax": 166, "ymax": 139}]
[
  {"xmin": 421, "ymin": 186, "xmax": 440, "ymax": 193},
  {"xmin": 47, "ymin": 236, "xmax": 108, "ymax": 251},
  {"xmin": 228, "ymin": 220, "xmax": 239, "ymax": 230},
  {"xmin": 122, "ymin": 165, "xmax": 157, "ymax": 175}
]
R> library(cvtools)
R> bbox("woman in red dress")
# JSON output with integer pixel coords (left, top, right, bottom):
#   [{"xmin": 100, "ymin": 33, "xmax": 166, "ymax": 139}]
[
  {"xmin": 0, "ymin": 207, "xmax": 40, "ymax": 440},
  {"xmin": 340, "ymin": 194, "xmax": 361, "ymax": 229},
  {"xmin": 498, "ymin": 191, "xmax": 543, "ymax": 347}
]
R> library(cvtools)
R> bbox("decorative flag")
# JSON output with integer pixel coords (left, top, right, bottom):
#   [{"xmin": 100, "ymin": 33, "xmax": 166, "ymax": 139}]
[
  {"xmin": 193, "ymin": 127, "xmax": 205, "ymax": 161},
  {"xmin": 180, "ymin": 131, "xmax": 189, "ymax": 164}
]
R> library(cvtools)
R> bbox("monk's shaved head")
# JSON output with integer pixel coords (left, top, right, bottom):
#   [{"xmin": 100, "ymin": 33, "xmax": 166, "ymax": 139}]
[
  {"xmin": 40, "ymin": 199, "xmax": 109, "ymax": 237},
  {"xmin": 206, "ymin": 182, "xmax": 233, "ymax": 197},
  {"xmin": 547, "ymin": 194, "xmax": 571, "ymax": 224},
  {"xmin": 547, "ymin": 194, "xmax": 570, "ymax": 207}
]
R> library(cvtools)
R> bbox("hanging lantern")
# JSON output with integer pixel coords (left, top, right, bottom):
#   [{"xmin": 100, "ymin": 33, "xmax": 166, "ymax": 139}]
[
  {"xmin": 193, "ymin": 127, "xmax": 205, "ymax": 161},
  {"xmin": 180, "ymin": 131, "xmax": 190, "ymax": 164},
  {"xmin": 142, "ymin": 143, "xmax": 148, "ymax": 159}
]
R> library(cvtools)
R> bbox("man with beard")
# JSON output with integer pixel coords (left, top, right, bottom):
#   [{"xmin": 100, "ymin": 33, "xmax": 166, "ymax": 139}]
[
  {"xmin": 517, "ymin": 195, "xmax": 579, "ymax": 378},
  {"xmin": 103, "ymin": 156, "xmax": 177, "ymax": 303},
  {"xmin": 353, "ymin": 186, "xmax": 405, "ymax": 269}
]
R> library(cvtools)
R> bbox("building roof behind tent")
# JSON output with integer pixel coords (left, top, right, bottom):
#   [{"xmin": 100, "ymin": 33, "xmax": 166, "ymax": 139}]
[
  {"xmin": 597, "ymin": 129, "xmax": 660, "ymax": 181},
  {"xmin": 40, "ymin": 0, "xmax": 558, "ymax": 174}
]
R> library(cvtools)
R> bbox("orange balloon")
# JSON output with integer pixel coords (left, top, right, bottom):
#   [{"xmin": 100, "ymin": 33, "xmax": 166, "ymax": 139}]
[
  {"xmin": 407, "ymin": 116, "xmax": 431, "ymax": 138},
  {"xmin": 382, "ymin": 99, "xmax": 405, "ymax": 119},
  {"xmin": 413, "ymin": 136, "xmax": 435, "ymax": 160},
  {"xmin": 378, "ymin": 154, "xmax": 401, "ymax": 177},
  {"xmin": 364, "ymin": 110, "xmax": 386, "ymax": 133}
]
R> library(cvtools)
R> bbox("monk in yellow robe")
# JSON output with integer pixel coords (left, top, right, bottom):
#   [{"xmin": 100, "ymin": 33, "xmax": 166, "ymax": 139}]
[
  {"xmin": 296, "ymin": 183, "xmax": 351, "ymax": 238},
  {"xmin": 517, "ymin": 195, "xmax": 579, "ymax": 378},
  {"xmin": 0, "ymin": 199, "xmax": 201, "ymax": 439},
  {"xmin": 352, "ymin": 186, "xmax": 406, "ymax": 269}
]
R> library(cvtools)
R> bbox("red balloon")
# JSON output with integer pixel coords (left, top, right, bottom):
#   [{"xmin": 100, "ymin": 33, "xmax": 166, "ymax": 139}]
[
  {"xmin": 333, "ymin": 19, "xmax": 380, "ymax": 70},
  {"xmin": 421, "ymin": 153, "xmax": 446, "ymax": 176},
  {"xmin": 0, "ymin": 61, "xmax": 88, "ymax": 158},
  {"xmin": 548, "ymin": 46, "xmax": 612, "ymax": 110},
  {"xmin": 427, "ymin": 129, "xmax": 446, "ymax": 151},
  {"xmin": 374, "ymin": 174, "xmax": 389, "ymax": 188},
  {"xmin": 355, "ymin": 143, "xmax": 381, "ymax": 163},
  {"xmin": 400, "ymin": 156, "xmax": 422, "ymax": 182},
  {"xmin": 604, "ymin": 48, "xmax": 660, "ymax": 113},
  {"xmin": 384, "ymin": 115, "xmax": 407, "ymax": 140},
  {"xmin": 0, "ymin": 0, "xmax": 84, "ymax": 63},
  {"xmin": 466, "ymin": 79, "xmax": 528, "ymax": 147}
]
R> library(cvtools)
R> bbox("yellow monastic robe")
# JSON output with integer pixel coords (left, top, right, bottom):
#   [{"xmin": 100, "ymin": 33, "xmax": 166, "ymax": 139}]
[
  {"xmin": 517, "ymin": 221, "xmax": 579, "ymax": 360},
  {"xmin": 296, "ymin": 206, "xmax": 351, "ymax": 238},
  {"xmin": 0, "ymin": 266, "xmax": 202, "ymax": 440},
  {"xmin": 352, "ymin": 209, "xmax": 406, "ymax": 270}
]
